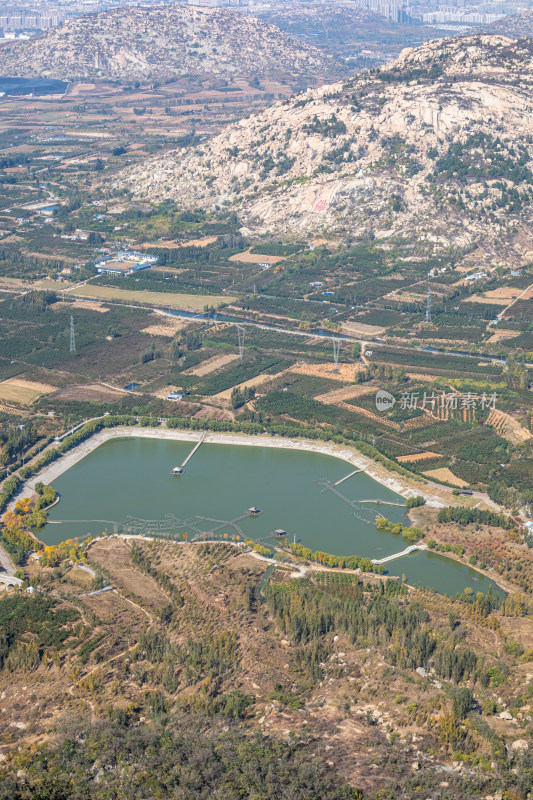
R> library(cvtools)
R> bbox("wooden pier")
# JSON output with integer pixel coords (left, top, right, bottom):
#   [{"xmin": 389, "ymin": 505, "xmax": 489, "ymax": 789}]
[
  {"xmin": 173, "ymin": 431, "xmax": 206, "ymax": 474},
  {"xmin": 334, "ymin": 469, "xmax": 364, "ymax": 486},
  {"xmin": 358, "ymin": 499, "xmax": 406, "ymax": 507}
]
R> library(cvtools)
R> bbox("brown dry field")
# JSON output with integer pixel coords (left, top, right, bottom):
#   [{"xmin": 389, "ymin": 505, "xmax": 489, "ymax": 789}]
[
  {"xmin": 213, "ymin": 368, "xmax": 289, "ymax": 401},
  {"xmin": 313, "ymin": 384, "xmax": 374, "ymax": 404},
  {"xmin": 151, "ymin": 266, "xmax": 187, "ymax": 275},
  {"xmin": 483, "ymin": 287, "xmax": 522, "ymax": 301},
  {"xmin": 62, "ymin": 300, "xmax": 110, "ymax": 313},
  {"xmin": 141, "ymin": 313, "xmax": 189, "ymax": 337},
  {"xmin": 185, "ymin": 352, "xmax": 241, "ymax": 377},
  {"xmin": 67, "ymin": 283, "xmax": 232, "ymax": 310},
  {"xmin": 341, "ymin": 321, "xmax": 386, "ymax": 337},
  {"xmin": 487, "ymin": 329, "xmax": 520, "ymax": 343},
  {"xmin": 0, "ymin": 378, "xmax": 56, "ymax": 405},
  {"xmin": 47, "ymin": 383, "xmax": 128, "ymax": 403},
  {"xmin": 73, "ymin": 300, "xmax": 109, "ymax": 313},
  {"xmin": 291, "ymin": 361, "xmax": 363, "ymax": 382},
  {"xmin": 229, "ymin": 249, "xmax": 285, "ymax": 266},
  {"xmin": 397, "ymin": 451, "xmax": 442, "ymax": 463},
  {"xmin": 461, "ymin": 294, "xmax": 508, "ymax": 305},
  {"xmin": 423, "ymin": 467, "xmax": 469, "ymax": 487}
]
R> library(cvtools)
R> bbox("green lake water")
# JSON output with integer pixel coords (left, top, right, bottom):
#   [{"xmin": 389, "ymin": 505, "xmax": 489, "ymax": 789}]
[{"xmin": 42, "ymin": 437, "xmax": 504, "ymax": 598}]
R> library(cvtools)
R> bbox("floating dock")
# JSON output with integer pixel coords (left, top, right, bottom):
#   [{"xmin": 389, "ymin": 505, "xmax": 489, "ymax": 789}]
[{"xmin": 172, "ymin": 431, "xmax": 206, "ymax": 475}]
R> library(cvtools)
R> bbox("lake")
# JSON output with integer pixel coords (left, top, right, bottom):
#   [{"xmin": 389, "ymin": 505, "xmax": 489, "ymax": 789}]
[{"xmin": 42, "ymin": 436, "xmax": 504, "ymax": 598}]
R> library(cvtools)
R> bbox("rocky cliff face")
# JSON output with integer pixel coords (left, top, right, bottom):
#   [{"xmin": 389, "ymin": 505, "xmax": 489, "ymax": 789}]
[
  {"xmin": 117, "ymin": 36, "xmax": 533, "ymax": 264},
  {"xmin": 0, "ymin": 5, "xmax": 332, "ymax": 82}
]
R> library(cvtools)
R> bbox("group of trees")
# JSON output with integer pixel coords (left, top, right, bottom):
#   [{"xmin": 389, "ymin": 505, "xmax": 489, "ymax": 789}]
[
  {"xmin": 289, "ymin": 542, "xmax": 385, "ymax": 574},
  {"xmin": 0, "ymin": 423, "xmax": 38, "ymax": 467},
  {"xmin": 230, "ymin": 385, "xmax": 255, "ymax": 410},
  {"xmin": 375, "ymin": 517, "xmax": 423, "ymax": 543},
  {"xmin": 10, "ymin": 290, "xmax": 57, "ymax": 314},
  {"xmin": 353, "ymin": 363, "xmax": 407, "ymax": 385},
  {"xmin": 1, "ymin": 504, "xmax": 38, "ymax": 564},
  {"xmin": 244, "ymin": 539, "xmax": 271, "ymax": 557},
  {"xmin": 264, "ymin": 578, "xmax": 480, "ymax": 685},
  {"xmin": 437, "ymin": 506, "xmax": 514, "ymax": 530},
  {"xmin": 0, "ymin": 480, "xmax": 57, "ymax": 562},
  {"xmin": 0, "ymin": 593, "xmax": 79, "ymax": 673},
  {"xmin": 0, "ymin": 715, "xmax": 358, "ymax": 800}
]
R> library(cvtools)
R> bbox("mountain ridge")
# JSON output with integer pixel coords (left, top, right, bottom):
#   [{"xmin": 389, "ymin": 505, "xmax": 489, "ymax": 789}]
[
  {"xmin": 0, "ymin": 5, "xmax": 333, "ymax": 83},
  {"xmin": 482, "ymin": 9, "xmax": 533, "ymax": 39},
  {"xmin": 116, "ymin": 35, "xmax": 533, "ymax": 266}
]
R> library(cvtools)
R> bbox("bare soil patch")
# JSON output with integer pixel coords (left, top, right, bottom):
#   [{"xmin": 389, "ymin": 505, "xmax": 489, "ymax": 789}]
[
  {"xmin": 67, "ymin": 283, "xmax": 232, "ymax": 310},
  {"xmin": 341, "ymin": 321, "xmax": 386, "ymax": 337},
  {"xmin": 487, "ymin": 329, "xmax": 520, "ymax": 343},
  {"xmin": 423, "ymin": 467, "xmax": 468, "ymax": 487},
  {"xmin": 141, "ymin": 313, "xmax": 189, "ymax": 337},
  {"xmin": 487, "ymin": 408, "xmax": 532, "ymax": 445},
  {"xmin": 397, "ymin": 451, "xmax": 442, "ymax": 463},
  {"xmin": 314, "ymin": 384, "xmax": 374, "ymax": 404},
  {"xmin": 73, "ymin": 300, "xmax": 110, "ymax": 313},
  {"xmin": 88, "ymin": 539, "xmax": 169, "ymax": 610},
  {"xmin": 48, "ymin": 383, "xmax": 127, "ymax": 403},
  {"xmin": 0, "ymin": 378, "xmax": 55, "ymax": 405},
  {"xmin": 185, "ymin": 352, "xmax": 240, "ymax": 377},
  {"xmin": 461, "ymin": 294, "xmax": 508, "ymax": 306},
  {"xmin": 483, "ymin": 287, "xmax": 522, "ymax": 301},
  {"xmin": 291, "ymin": 361, "xmax": 361, "ymax": 383},
  {"xmin": 213, "ymin": 368, "xmax": 289, "ymax": 401},
  {"xmin": 229, "ymin": 249, "xmax": 285, "ymax": 266}
]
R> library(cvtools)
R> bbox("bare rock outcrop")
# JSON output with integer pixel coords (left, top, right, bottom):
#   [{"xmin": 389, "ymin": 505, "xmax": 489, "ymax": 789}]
[
  {"xmin": 0, "ymin": 5, "xmax": 333, "ymax": 83},
  {"xmin": 117, "ymin": 35, "xmax": 533, "ymax": 264}
]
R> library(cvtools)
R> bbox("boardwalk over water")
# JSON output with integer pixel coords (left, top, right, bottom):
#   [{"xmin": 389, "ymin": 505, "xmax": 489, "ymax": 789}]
[
  {"xmin": 173, "ymin": 431, "xmax": 206, "ymax": 474},
  {"xmin": 371, "ymin": 544, "xmax": 427, "ymax": 565},
  {"xmin": 334, "ymin": 469, "xmax": 364, "ymax": 486},
  {"xmin": 358, "ymin": 499, "xmax": 406, "ymax": 507}
]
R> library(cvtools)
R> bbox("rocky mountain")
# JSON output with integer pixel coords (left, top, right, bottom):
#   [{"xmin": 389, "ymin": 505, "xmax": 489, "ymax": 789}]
[
  {"xmin": 117, "ymin": 35, "xmax": 533, "ymax": 264},
  {"xmin": 482, "ymin": 10, "xmax": 533, "ymax": 38},
  {"xmin": 258, "ymin": 4, "xmax": 386, "ymax": 36},
  {"xmin": 0, "ymin": 5, "xmax": 333, "ymax": 83},
  {"xmin": 253, "ymin": 4, "xmax": 449, "ymax": 69}
]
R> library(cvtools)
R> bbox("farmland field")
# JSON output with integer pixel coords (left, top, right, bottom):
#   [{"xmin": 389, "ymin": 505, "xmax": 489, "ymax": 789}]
[
  {"xmin": 0, "ymin": 377, "xmax": 55, "ymax": 405},
  {"xmin": 63, "ymin": 284, "xmax": 234, "ymax": 310}
]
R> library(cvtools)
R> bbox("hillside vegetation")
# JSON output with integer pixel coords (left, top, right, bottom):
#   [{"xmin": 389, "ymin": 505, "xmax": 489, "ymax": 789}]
[
  {"xmin": 118, "ymin": 35, "xmax": 533, "ymax": 265},
  {"xmin": 0, "ymin": 5, "xmax": 333, "ymax": 83}
]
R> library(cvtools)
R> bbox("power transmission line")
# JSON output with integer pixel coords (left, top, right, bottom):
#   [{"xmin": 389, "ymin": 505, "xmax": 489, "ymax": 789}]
[
  {"xmin": 236, "ymin": 324, "xmax": 245, "ymax": 362},
  {"xmin": 332, "ymin": 338, "xmax": 341, "ymax": 372},
  {"xmin": 69, "ymin": 315, "xmax": 76, "ymax": 353}
]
